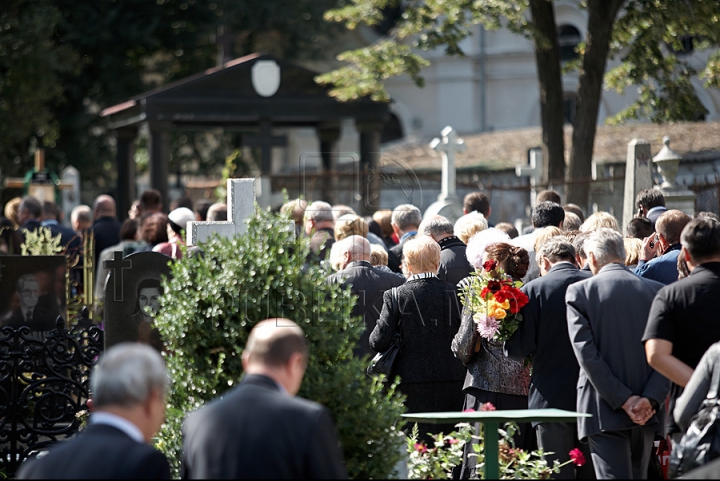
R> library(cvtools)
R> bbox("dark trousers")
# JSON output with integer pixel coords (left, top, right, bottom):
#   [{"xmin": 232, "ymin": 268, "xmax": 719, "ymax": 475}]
[
  {"xmin": 587, "ymin": 426, "xmax": 655, "ymax": 479},
  {"xmin": 536, "ymin": 422, "xmax": 595, "ymax": 479}
]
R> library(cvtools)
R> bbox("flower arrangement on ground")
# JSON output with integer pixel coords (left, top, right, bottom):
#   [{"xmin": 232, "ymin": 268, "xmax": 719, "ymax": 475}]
[
  {"xmin": 407, "ymin": 403, "xmax": 587, "ymax": 479},
  {"xmin": 460, "ymin": 260, "xmax": 529, "ymax": 342}
]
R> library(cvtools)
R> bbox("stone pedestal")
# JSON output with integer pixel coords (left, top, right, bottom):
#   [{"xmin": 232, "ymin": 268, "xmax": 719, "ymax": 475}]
[{"xmin": 622, "ymin": 139, "xmax": 653, "ymax": 234}]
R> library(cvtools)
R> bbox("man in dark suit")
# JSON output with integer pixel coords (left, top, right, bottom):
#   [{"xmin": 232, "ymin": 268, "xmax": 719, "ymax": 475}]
[
  {"xmin": 18, "ymin": 343, "xmax": 171, "ymax": 479},
  {"xmin": 17, "ymin": 196, "xmax": 43, "ymax": 241},
  {"xmin": 3, "ymin": 274, "xmax": 57, "ymax": 336},
  {"xmin": 182, "ymin": 318, "xmax": 347, "ymax": 479},
  {"xmin": 40, "ymin": 201, "xmax": 82, "ymax": 256},
  {"xmin": 566, "ymin": 228, "xmax": 669, "ymax": 479},
  {"xmin": 504, "ymin": 237, "xmax": 591, "ymax": 479},
  {"xmin": 91, "ymin": 195, "xmax": 122, "ymax": 266},
  {"xmin": 327, "ymin": 236, "xmax": 404, "ymax": 356},
  {"xmin": 387, "ymin": 204, "xmax": 422, "ymax": 274},
  {"xmin": 419, "ymin": 215, "xmax": 473, "ymax": 286}
]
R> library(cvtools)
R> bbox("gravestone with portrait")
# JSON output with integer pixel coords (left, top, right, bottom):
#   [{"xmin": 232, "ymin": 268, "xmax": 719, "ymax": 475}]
[
  {"xmin": 103, "ymin": 251, "xmax": 172, "ymax": 351},
  {"xmin": 0, "ymin": 256, "xmax": 67, "ymax": 340}
]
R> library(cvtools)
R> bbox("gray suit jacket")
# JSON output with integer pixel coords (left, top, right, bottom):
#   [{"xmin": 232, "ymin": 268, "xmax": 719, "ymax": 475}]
[{"xmin": 566, "ymin": 263, "xmax": 669, "ymax": 440}]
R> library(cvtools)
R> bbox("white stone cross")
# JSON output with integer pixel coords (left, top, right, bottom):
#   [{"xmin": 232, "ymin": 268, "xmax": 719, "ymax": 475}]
[
  {"xmin": 516, "ymin": 148, "xmax": 543, "ymax": 208},
  {"xmin": 430, "ymin": 126, "xmax": 466, "ymax": 202},
  {"xmin": 187, "ymin": 178, "xmax": 256, "ymax": 246}
]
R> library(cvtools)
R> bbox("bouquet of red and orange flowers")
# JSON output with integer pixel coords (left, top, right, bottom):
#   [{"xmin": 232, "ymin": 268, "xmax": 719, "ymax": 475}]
[{"xmin": 460, "ymin": 259, "xmax": 529, "ymax": 342}]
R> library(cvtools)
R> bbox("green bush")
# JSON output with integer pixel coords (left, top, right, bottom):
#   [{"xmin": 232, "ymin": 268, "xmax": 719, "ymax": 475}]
[{"xmin": 154, "ymin": 208, "xmax": 406, "ymax": 478}]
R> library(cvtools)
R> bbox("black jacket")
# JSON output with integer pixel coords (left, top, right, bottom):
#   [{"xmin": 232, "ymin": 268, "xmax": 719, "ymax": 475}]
[
  {"xmin": 182, "ymin": 374, "xmax": 347, "ymax": 479},
  {"xmin": 388, "ymin": 232, "xmax": 416, "ymax": 274},
  {"xmin": 92, "ymin": 216, "xmax": 122, "ymax": 265},
  {"xmin": 504, "ymin": 262, "xmax": 591, "ymax": 416},
  {"xmin": 327, "ymin": 261, "xmax": 405, "ymax": 356},
  {"xmin": 437, "ymin": 236, "xmax": 473, "ymax": 287},
  {"xmin": 17, "ymin": 423, "xmax": 170, "ymax": 479},
  {"xmin": 370, "ymin": 275, "xmax": 465, "ymax": 383}
]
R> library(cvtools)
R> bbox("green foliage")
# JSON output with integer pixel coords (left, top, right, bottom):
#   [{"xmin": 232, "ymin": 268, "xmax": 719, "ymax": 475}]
[
  {"xmin": 20, "ymin": 227, "xmax": 63, "ymax": 256},
  {"xmin": 318, "ymin": 0, "xmax": 530, "ymax": 101},
  {"xmin": 606, "ymin": 0, "xmax": 720, "ymax": 124},
  {"xmin": 407, "ymin": 421, "xmax": 564, "ymax": 479},
  {"xmin": 154, "ymin": 207, "xmax": 406, "ymax": 478},
  {"xmin": 0, "ymin": 0, "xmax": 78, "ymax": 171}
]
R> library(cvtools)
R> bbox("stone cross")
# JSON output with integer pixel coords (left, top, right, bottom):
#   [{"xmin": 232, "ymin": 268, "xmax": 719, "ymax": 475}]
[
  {"xmin": 622, "ymin": 139, "xmax": 653, "ymax": 233},
  {"xmin": 104, "ymin": 251, "xmax": 132, "ymax": 301},
  {"xmin": 430, "ymin": 126, "xmax": 466, "ymax": 202},
  {"xmin": 187, "ymin": 178, "xmax": 257, "ymax": 246},
  {"xmin": 515, "ymin": 148, "xmax": 543, "ymax": 208}
]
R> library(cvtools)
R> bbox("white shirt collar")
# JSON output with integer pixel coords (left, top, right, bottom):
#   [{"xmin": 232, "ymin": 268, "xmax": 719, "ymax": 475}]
[
  {"xmin": 407, "ymin": 272, "xmax": 438, "ymax": 282},
  {"xmin": 90, "ymin": 411, "xmax": 144, "ymax": 443}
]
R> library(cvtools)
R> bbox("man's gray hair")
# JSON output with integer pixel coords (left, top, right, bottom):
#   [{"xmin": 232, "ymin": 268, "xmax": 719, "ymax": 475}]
[
  {"xmin": 334, "ymin": 235, "xmax": 370, "ymax": 262},
  {"xmin": 304, "ymin": 201, "xmax": 334, "ymax": 223},
  {"xmin": 71, "ymin": 205, "xmax": 93, "ymax": 226},
  {"xmin": 391, "ymin": 204, "xmax": 422, "ymax": 231},
  {"xmin": 91, "ymin": 343, "xmax": 170, "ymax": 409},
  {"xmin": 418, "ymin": 216, "xmax": 454, "ymax": 238},
  {"xmin": 536, "ymin": 237, "xmax": 576, "ymax": 264},
  {"xmin": 584, "ymin": 228, "xmax": 626, "ymax": 268}
]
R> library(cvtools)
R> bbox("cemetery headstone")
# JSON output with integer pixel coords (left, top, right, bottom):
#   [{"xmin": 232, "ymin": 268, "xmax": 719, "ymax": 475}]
[
  {"xmin": 104, "ymin": 251, "xmax": 172, "ymax": 351},
  {"xmin": 0, "ymin": 256, "xmax": 66, "ymax": 340},
  {"xmin": 423, "ymin": 126, "xmax": 466, "ymax": 223},
  {"xmin": 622, "ymin": 139, "xmax": 654, "ymax": 233},
  {"xmin": 60, "ymin": 166, "xmax": 81, "ymax": 229},
  {"xmin": 516, "ymin": 148, "xmax": 543, "ymax": 209},
  {"xmin": 653, "ymin": 136, "xmax": 695, "ymax": 216}
]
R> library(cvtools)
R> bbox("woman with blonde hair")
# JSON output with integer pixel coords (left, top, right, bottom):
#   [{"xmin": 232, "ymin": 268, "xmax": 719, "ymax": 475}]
[
  {"xmin": 454, "ymin": 211, "xmax": 489, "ymax": 244},
  {"xmin": 370, "ymin": 235, "xmax": 465, "ymax": 441},
  {"xmin": 579, "ymin": 211, "xmax": 620, "ymax": 233}
]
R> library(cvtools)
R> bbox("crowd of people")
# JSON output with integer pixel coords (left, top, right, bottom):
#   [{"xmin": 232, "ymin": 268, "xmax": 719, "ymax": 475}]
[
  {"xmin": 314, "ymin": 188, "xmax": 720, "ymax": 479},
  {"xmin": 8, "ymin": 185, "xmax": 720, "ymax": 479}
]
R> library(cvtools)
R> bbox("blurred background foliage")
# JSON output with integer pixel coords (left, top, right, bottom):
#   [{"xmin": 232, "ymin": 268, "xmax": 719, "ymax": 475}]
[{"xmin": 0, "ymin": 0, "xmax": 344, "ymax": 198}]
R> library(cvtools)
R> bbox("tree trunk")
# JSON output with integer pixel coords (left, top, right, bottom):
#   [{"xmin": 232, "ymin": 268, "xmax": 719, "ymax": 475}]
[
  {"xmin": 529, "ymin": 0, "xmax": 565, "ymax": 189},
  {"xmin": 566, "ymin": 0, "xmax": 626, "ymax": 209}
]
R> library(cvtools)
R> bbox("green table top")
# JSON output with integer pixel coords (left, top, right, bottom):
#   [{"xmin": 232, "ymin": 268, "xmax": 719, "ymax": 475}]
[{"xmin": 402, "ymin": 408, "xmax": 592, "ymax": 424}]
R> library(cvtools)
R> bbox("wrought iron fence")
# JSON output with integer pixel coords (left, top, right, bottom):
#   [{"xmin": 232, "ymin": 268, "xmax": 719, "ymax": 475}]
[{"xmin": 0, "ymin": 314, "xmax": 102, "ymax": 477}]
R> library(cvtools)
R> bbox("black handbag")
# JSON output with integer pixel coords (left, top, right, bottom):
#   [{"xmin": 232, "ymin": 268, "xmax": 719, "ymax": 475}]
[
  {"xmin": 366, "ymin": 287, "xmax": 400, "ymax": 381},
  {"xmin": 669, "ymin": 365, "xmax": 720, "ymax": 477}
]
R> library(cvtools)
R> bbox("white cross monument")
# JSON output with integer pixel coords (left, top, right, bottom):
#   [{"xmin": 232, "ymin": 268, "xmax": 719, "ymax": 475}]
[
  {"xmin": 515, "ymin": 148, "xmax": 543, "ymax": 209},
  {"xmin": 187, "ymin": 178, "xmax": 257, "ymax": 246},
  {"xmin": 423, "ymin": 126, "xmax": 466, "ymax": 223}
]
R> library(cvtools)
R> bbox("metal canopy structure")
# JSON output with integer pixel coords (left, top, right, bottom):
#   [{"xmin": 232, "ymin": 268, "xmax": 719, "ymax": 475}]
[{"xmin": 101, "ymin": 53, "xmax": 390, "ymax": 216}]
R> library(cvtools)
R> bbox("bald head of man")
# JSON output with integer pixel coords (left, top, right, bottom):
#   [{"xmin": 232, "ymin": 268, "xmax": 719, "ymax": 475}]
[
  {"xmin": 242, "ymin": 319, "xmax": 308, "ymax": 396},
  {"xmin": 93, "ymin": 195, "xmax": 117, "ymax": 219},
  {"xmin": 334, "ymin": 235, "xmax": 371, "ymax": 270}
]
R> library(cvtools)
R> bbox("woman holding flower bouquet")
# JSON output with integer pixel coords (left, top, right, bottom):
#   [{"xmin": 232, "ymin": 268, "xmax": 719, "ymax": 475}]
[{"xmin": 452, "ymin": 231, "xmax": 533, "ymax": 477}]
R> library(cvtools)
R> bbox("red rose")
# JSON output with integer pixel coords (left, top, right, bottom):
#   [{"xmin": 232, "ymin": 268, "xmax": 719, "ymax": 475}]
[
  {"xmin": 483, "ymin": 260, "xmax": 497, "ymax": 272},
  {"xmin": 569, "ymin": 448, "xmax": 586, "ymax": 466},
  {"xmin": 487, "ymin": 280, "xmax": 501, "ymax": 292}
]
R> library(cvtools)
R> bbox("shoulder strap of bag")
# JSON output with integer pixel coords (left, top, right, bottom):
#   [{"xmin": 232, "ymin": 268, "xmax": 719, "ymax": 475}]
[
  {"xmin": 707, "ymin": 362, "xmax": 720, "ymax": 400},
  {"xmin": 391, "ymin": 287, "xmax": 400, "ymax": 328}
]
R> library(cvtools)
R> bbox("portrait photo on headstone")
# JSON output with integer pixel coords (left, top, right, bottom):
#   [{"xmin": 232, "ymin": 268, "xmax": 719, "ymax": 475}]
[
  {"xmin": 103, "ymin": 251, "xmax": 172, "ymax": 352},
  {"xmin": 0, "ymin": 256, "xmax": 67, "ymax": 338}
]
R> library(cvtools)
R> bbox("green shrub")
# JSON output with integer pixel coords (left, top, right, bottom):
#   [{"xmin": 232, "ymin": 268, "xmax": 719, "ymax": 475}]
[{"xmin": 154, "ymin": 208, "xmax": 406, "ymax": 478}]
